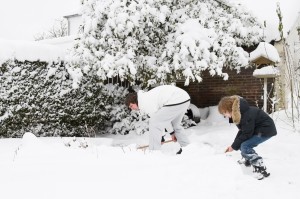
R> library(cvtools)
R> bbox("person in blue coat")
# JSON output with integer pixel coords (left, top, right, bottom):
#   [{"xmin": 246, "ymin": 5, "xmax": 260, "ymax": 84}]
[{"xmin": 218, "ymin": 95, "xmax": 277, "ymax": 179}]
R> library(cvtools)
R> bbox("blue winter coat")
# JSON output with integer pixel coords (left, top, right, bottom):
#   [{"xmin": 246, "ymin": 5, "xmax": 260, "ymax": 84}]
[{"xmin": 231, "ymin": 97, "xmax": 277, "ymax": 150}]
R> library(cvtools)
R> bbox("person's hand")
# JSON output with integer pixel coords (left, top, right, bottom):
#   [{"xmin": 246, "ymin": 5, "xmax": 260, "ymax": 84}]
[
  {"xmin": 171, "ymin": 134, "xmax": 177, "ymax": 142},
  {"xmin": 225, "ymin": 146, "xmax": 233, "ymax": 153}
]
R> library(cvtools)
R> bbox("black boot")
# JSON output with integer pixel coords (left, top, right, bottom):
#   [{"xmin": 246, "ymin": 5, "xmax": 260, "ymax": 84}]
[
  {"xmin": 176, "ymin": 148, "xmax": 182, "ymax": 154},
  {"xmin": 253, "ymin": 166, "xmax": 270, "ymax": 180},
  {"xmin": 161, "ymin": 136, "xmax": 165, "ymax": 143}
]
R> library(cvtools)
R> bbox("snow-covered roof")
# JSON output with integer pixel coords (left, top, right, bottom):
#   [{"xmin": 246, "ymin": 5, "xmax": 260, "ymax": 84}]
[
  {"xmin": 38, "ymin": 35, "xmax": 76, "ymax": 52},
  {"xmin": 253, "ymin": 65, "xmax": 280, "ymax": 78},
  {"xmin": 0, "ymin": 39, "xmax": 65, "ymax": 64},
  {"xmin": 63, "ymin": 8, "xmax": 82, "ymax": 18},
  {"xmin": 249, "ymin": 42, "xmax": 280, "ymax": 63},
  {"xmin": 63, "ymin": 13, "xmax": 81, "ymax": 18}
]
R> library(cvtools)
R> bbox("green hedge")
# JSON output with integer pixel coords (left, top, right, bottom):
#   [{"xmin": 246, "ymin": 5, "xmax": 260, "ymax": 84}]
[{"xmin": 0, "ymin": 60, "xmax": 128, "ymax": 138}]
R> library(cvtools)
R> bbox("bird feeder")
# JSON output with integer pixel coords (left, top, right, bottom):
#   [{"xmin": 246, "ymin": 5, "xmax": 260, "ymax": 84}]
[{"xmin": 250, "ymin": 42, "xmax": 281, "ymax": 112}]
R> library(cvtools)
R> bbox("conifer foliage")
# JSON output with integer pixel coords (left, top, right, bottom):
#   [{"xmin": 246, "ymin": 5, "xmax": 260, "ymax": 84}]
[{"xmin": 0, "ymin": 59, "xmax": 128, "ymax": 137}]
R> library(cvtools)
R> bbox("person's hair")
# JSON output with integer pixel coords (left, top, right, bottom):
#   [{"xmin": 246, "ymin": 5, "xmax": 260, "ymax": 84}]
[
  {"xmin": 125, "ymin": 92, "xmax": 138, "ymax": 107},
  {"xmin": 218, "ymin": 96, "xmax": 235, "ymax": 114}
]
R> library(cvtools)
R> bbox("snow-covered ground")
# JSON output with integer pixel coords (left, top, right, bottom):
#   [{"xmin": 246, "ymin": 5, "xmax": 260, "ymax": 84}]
[{"xmin": 0, "ymin": 110, "xmax": 299, "ymax": 199}]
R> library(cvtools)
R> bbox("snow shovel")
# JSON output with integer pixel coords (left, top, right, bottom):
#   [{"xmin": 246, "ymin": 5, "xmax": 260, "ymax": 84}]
[
  {"xmin": 136, "ymin": 139, "xmax": 174, "ymax": 150},
  {"xmin": 136, "ymin": 140, "xmax": 183, "ymax": 154}
]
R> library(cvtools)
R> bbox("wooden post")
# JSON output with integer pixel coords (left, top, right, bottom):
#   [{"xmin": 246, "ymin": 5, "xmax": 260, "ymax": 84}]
[{"xmin": 263, "ymin": 78, "xmax": 267, "ymax": 112}]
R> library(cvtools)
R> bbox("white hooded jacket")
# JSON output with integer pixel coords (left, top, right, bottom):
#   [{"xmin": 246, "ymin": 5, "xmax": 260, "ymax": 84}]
[{"xmin": 138, "ymin": 85, "xmax": 190, "ymax": 117}]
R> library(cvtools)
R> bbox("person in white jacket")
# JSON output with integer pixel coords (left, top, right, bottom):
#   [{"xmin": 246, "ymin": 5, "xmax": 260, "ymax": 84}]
[{"xmin": 125, "ymin": 85, "xmax": 190, "ymax": 150}]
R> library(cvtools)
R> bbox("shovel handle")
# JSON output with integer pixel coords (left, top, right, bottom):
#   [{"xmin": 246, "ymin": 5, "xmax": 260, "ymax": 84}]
[{"xmin": 137, "ymin": 139, "xmax": 174, "ymax": 150}]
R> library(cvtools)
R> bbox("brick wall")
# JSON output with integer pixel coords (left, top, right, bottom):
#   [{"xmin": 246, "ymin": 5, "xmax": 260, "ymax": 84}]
[{"xmin": 176, "ymin": 67, "xmax": 275, "ymax": 112}]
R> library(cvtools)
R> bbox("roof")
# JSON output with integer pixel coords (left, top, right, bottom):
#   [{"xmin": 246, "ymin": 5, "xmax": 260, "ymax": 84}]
[
  {"xmin": 249, "ymin": 42, "xmax": 280, "ymax": 64},
  {"xmin": 37, "ymin": 35, "xmax": 76, "ymax": 52},
  {"xmin": 63, "ymin": 8, "xmax": 82, "ymax": 18},
  {"xmin": 0, "ymin": 39, "xmax": 65, "ymax": 64},
  {"xmin": 63, "ymin": 13, "xmax": 81, "ymax": 19}
]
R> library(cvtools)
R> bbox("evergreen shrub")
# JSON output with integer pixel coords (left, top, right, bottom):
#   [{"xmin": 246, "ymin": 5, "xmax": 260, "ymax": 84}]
[{"xmin": 0, "ymin": 60, "xmax": 128, "ymax": 137}]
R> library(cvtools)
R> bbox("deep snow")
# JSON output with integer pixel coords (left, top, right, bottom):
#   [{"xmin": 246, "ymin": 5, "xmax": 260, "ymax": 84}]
[{"xmin": 0, "ymin": 110, "xmax": 299, "ymax": 199}]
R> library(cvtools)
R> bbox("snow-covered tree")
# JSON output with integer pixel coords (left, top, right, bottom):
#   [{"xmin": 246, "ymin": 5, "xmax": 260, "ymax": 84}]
[{"xmin": 68, "ymin": 0, "xmax": 263, "ymax": 87}]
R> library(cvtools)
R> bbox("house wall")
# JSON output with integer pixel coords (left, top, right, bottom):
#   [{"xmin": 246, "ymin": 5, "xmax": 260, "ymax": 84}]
[
  {"xmin": 286, "ymin": 13, "xmax": 300, "ymax": 68},
  {"xmin": 176, "ymin": 67, "xmax": 275, "ymax": 112},
  {"xmin": 67, "ymin": 15, "xmax": 82, "ymax": 36}
]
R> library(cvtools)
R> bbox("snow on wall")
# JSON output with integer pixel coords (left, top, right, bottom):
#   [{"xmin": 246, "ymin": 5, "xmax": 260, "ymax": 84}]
[
  {"xmin": 249, "ymin": 42, "xmax": 280, "ymax": 63},
  {"xmin": 0, "ymin": 38, "xmax": 65, "ymax": 65}
]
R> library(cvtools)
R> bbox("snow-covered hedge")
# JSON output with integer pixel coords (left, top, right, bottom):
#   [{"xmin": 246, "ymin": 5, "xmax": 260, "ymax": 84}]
[{"xmin": 0, "ymin": 59, "xmax": 129, "ymax": 138}]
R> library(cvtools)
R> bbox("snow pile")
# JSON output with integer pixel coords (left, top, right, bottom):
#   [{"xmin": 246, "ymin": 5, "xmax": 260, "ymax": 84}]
[
  {"xmin": 202, "ymin": 105, "xmax": 228, "ymax": 125},
  {"xmin": 22, "ymin": 132, "xmax": 40, "ymax": 147},
  {"xmin": 0, "ymin": 38, "xmax": 65, "ymax": 65}
]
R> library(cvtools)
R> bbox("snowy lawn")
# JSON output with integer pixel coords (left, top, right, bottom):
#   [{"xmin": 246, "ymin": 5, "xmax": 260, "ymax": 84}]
[{"xmin": 0, "ymin": 110, "xmax": 299, "ymax": 199}]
